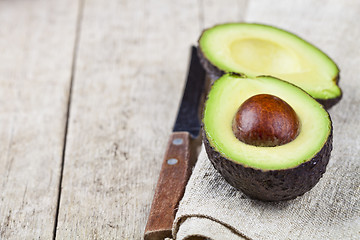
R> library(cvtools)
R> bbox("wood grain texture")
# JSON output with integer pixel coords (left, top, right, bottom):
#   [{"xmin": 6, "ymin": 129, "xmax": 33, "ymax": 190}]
[
  {"xmin": 55, "ymin": 0, "xmax": 249, "ymax": 239},
  {"xmin": 0, "ymin": 0, "xmax": 79, "ymax": 239},
  {"xmin": 199, "ymin": 0, "xmax": 248, "ymax": 29},
  {"xmin": 55, "ymin": 0, "xmax": 201, "ymax": 239},
  {"xmin": 0, "ymin": 0, "xmax": 354, "ymax": 239}
]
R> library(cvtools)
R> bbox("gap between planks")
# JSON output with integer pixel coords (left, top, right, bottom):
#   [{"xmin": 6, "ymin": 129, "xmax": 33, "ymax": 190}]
[{"xmin": 52, "ymin": 0, "xmax": 85, "ymax": 239}]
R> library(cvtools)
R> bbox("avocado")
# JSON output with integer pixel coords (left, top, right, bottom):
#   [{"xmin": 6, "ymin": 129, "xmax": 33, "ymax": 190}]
[
  {"xmin": 203, "ymin": 74, "xmax": 333, "ymax": 201},
  {"xmin": 198, "ymin": 23, "xmax": 342, "ymax": 109}
]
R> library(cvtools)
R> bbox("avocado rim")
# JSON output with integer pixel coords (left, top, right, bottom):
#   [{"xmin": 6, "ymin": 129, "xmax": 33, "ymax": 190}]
[
  {"xmin": 202, "ymin": 119, "xmax": 333, "ymax": 201},
  {"xmin": 197, "ymin": 23, "xmax": 342, "ymax": 109}
]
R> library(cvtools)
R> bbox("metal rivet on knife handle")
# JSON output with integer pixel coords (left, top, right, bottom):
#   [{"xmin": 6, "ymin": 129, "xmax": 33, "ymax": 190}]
[
  {"xmin": 167, "ymin": 158, "xmax": 178, "ymax": 165},
  {"xmin": 172, "ymin": 138, "xmax": 183, "ymax": 145},
  {"xmin": 144, "ymin": 132, "xmax": 191, "ymax": 240}
]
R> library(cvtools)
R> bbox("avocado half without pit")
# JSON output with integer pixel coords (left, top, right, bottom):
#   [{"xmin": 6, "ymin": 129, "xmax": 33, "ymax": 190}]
[
  {"xmin": 198, "ymin": 23, "xmax": 342, "ymax": 109},
  {"xmin": 203, "ymin": 74, "xmax": 333, "ymax": 201}
]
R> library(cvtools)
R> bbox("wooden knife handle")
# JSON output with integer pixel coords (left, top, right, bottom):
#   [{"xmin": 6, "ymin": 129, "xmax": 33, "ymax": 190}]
[{"xmin": 144, "ymin": 132, "xmax": 192, "ymax": 240}]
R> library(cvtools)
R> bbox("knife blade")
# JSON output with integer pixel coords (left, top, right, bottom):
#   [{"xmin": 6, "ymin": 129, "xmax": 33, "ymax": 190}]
[{"xmin": 144, "ymin": 46, "xmax": 207, "ymax": 240}]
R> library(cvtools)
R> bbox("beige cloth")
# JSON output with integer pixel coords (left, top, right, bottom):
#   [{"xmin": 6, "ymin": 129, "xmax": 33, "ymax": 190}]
[
  {"xmin": 172, "ymin": 0, "xmax": 360, "ymax": 239},
  {"xmin": 173, "ymin": 147, "xmax": 359, "ymax": 240}
]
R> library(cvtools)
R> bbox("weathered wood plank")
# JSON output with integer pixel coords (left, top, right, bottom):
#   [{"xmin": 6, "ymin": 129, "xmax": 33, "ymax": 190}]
[
  {"xmin": 55, "ymin": 0, "xmax": 200, "ymax": 239},
  {"xmin": 55, "ymin": 0, "xmax": 249, "ymax": 238},
  {"xmin": 200, "ymin": 0, "xmax": 249, "ymax": 29},
  {"xmin": 0, "ymin": 0, "xmax": 80, "ymax": 239}
]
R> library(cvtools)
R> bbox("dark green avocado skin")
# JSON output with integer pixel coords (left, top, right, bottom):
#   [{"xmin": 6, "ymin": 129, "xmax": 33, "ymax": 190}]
[
  {"xmin": 317, "ymin": 95, "xmax": 342, "ymax": 110},
  {"xmin": 316, "ymin": 75, "xmax": 342, "ymax": 109},
  {"xmin": 197, "ymin": 47, "xmax": 225, "ymax": 80},
  {"xmin": 197, "ymin": 46, "xmax": 342, "ymax": 109},
  {"xmin": 203, "ymin": 123, "xmax": 333, "ymax": 201}
]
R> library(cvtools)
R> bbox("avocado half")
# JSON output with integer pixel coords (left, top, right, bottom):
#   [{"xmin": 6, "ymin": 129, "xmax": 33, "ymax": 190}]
[
  {"xmin": 203, "ymin": 74, "xmax": 333, "ymax": 201},
  {"xmin": 198, "ymin": 23, "xmax": 342, "ymax": 109}
]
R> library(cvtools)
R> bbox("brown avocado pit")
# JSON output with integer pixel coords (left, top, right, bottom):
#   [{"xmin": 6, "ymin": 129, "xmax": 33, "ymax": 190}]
[
  {"xmin": 203, "ymin": 74, "xmax": 333, "ymax": 201},
  {"xmin": 232, "ymin": 94, "xmax": 300, "ymax": 147}
]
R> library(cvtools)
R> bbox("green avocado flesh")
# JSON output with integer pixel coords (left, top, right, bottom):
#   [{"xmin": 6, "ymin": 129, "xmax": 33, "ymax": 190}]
[
  {"xmin": 203, "ymin": 74, "xmax": 332, "ymax": 170},
  {"xmin": 199, "ymin": 23, "xmax": 340, "ymax": 101}
]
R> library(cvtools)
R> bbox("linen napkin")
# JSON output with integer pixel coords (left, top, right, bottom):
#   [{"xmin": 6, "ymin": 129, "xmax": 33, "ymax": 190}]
[
  {"xmin": 171, "ymin": 0, "xmax": 360, "ymax": 239},
  {"xmin": 172, "ymin": 145, "xmax": 359, "ymax": 240}
]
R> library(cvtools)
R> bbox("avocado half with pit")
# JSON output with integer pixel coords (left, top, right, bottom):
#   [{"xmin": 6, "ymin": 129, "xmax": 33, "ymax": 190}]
[
  {"xmin": 203, "ymin": 74, "xmax": 332, "ymax": 201},
  {"xmin": 198, "ymin": 23, "xmax": 341, "ymax": 109}
]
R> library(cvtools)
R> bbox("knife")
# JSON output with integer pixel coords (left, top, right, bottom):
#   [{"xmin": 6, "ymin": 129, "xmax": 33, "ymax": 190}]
[{"xmin": 144, "ymin": 46, "xmax": 207, "ymax": 240}]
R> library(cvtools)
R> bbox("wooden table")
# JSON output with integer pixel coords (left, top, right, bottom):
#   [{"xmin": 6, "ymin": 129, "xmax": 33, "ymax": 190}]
[
  {"xmin": 0, "ymin": 0, "xmax": 357, "ymax": 239},
  {"xmin": 0, "ymin": 0, "xmax": 247, "ymax": 238}
]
